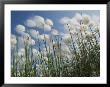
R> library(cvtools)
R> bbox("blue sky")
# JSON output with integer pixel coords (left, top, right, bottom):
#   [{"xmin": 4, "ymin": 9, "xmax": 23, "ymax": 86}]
[{"xmin": 11, "ymin": 10, "xmax": 100, "ymax": 35}]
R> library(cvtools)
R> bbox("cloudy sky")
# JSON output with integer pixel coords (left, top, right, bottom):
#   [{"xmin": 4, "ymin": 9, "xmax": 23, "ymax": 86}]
[
  {"xmin": 11, "ymin": 10, "xmax": 100, "ymax": 51},
  {"xmin": 11, "ymin": 10, "xmax": 100, "ymax": 34}
]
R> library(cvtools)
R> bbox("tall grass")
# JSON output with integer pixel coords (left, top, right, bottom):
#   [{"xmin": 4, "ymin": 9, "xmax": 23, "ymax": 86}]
[{"xmin": 11, "ymin": 13, "xmax": 100, "ymax": 77}]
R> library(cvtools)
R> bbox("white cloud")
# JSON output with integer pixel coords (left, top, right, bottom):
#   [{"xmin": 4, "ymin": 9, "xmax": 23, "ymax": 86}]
[
  {"xmin": 60, "ymin": 13, "xmax": 100, "ymax": 35},
  {"xmin": 25, "ymin": 16, "xmax": 54, "ymax": 32},
  {"xmin": 60, "ymin": 16, "xmax": 80, "ymax": 26},
  {"xmin": 16, "ymin": 24, "xmax": 25, "ymax": 34},
  {"xmin": 71, "ymin": 18, "xmax": 80, "ymax": 26},
  {"xmin": 25, "ymin": 15, "xmax": 45, "ymax": 29},
  {"xmin": 64, "ymin": 23, "xmax": 73, "ymax": 30},
  {"xmin": 60, "ymin": 17, "xmax": 70, "ymax": 24},
  {"xmin": 33, "ymin": 16, "xmax": 45, "ymax": 29},
  {"xmin": 25, "ymin": 19, "xmax": 36, "ymax": 27},
  {"xmin": 74, "ymin": 13, "xmax": 82, "ymax": 23},
  {"xmin": 92, "ymin": 15, "xmax": 100, "ymax": 25},
  {"xmin": 60, "ymin": 16, "xmax": 80, "ymax": 31},
  {"xmin": 45, "ymin": 18, "xmax": 53, "ymax": 26},
  {"xmin": 44, "ymin": 24, "xmax": 51, "ymax": 31},
  {"xmin": 59, "ymin": 32, "xmax": 65, "ymax": 36}
]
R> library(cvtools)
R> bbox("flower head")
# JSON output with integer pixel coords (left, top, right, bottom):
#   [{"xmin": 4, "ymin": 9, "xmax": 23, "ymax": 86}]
[
  {"xmin": 62, "ymin": 34, "xmax": 71, "ymax": 40},
  {"xmin": 44, "ymin": 24, "xmax": 51, "ymax": 31},
  {"xmin": 33, "ymin": 16, "xmax": 45, "ymax": 28},
  {"xmin": 43, "ymin": 56, "xmax": 48, "ymax": 62},
  {"xmin": 80, "ymin": 24, "xmax": 88, "ymax": 32},
  {"xmin": 74, "ymin": 13, "xmax": 82, "ymax": 23},
  {"xmin": 22, "ymin": 32, "xmax": 32, "ymax": 45},
  {"xmin": 11, "ymin": 34, "xmax": 17, "ymax": 48},
  {"xmin": 18, "ymin": 48, "xmax": 25, "ymax": 57},
  {"xmin": 25, "ymin": 19, "xmax": 36, "ymax": 28},
  {"xmin": 30, "ymin": 29, "xmax": 39, "ymax": 39},
  {"xmin": 45, "ymin": 18, "xmax": 53, "ymax": 26},
  {"xmin": 32, "ymin": 48, "xmax": 40, "ymax": 57},
  {"xmin": 31, "ymin": 39, "xmax": 35, "ymax": 45},
  {"xmin": 16, "ymin": 24, "xmax": 25, "ymax": 34},
  {"xmin": 82, "ymin": 14, "xmax": 91, "ymax": 25}
]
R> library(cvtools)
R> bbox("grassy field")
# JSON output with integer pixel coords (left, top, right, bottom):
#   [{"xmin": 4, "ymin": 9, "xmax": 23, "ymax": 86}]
[{"xmin": 11, "ymin": 12, "xmax": 100, "ymax": 77}]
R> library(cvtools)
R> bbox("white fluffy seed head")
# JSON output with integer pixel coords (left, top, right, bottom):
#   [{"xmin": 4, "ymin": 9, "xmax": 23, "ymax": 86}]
[
  {"xmin": 26, "ymin": 19, "xmax": 36, "ymax": 27},
  {"xmin": 95, "ymin": 25, "xmax": 100, "ymax": 32},
  {"xmin": 60, "ymin": 17, "xmax": 70, "ymax": 24},
  {"xmin": 71, "ymin": 18, "xmax": 80, "ymax": 26},
  {"xmin": 82, "ymin": 14, "xmax": 91, "ymax": 25},
  {"xmin": 44, "ymin": 34, "xmax": 50, "ymax": 40},
  {"xmin": 32, "ymin": 48, "xmax": 38, "ymax": 54},
  {"xmin": 33, "ymin": 16, "xmax": 45, "ymax": 28},
  {"xmin": 43, "ymin": 56, "xmax": 48, "ymax": 61},
  {"xmin": 22, "ymin": 32, "xmax": 32, "ymax": 45},
  {"xmin": 62, "ymin": 34, "xmax": 71, "ymax": 40},
  {"xmin": 11, "ymin": 34, "xmax": 17, "ymax": 48},
  {"xmin": 39, "ymin": 34, "xmax": 50, "ymax": 41},
  {"xmin": 89, "ymin": 20, "xmax": 95, "ymax": 27},
  {"xmin": 16, "ymin": 24, "xmax": 25, "ymax": 34},
  {"xmin": 45, "ymin": 19, "xmax": 53, "ymax": 26},
  {"xmin": 31, "ymin": 39, "xmax": 35, "ymax": 45},
  {"xmin": 74, "ymin": 13, "xmax": 82, "ymax": 23},
  {"xmin": 18, "ymin": 48, "xmax": 25, "ymax": 57},
  {"xmin": 32, "ymin": 48, "xmax": 40, "ymax": 57},
  {"xmin": 80, "ymin": 24, "xmax": 88, "ymax": 32},
  {"xmin": 30, "ymin": 29, "xmax": 39, "ymax": 39},
  {"xmin": 85, "ymin": 31, "xmax": 92, "ymax": 37},
  {"xmin": 64, "ymin": 23, "xmax": 71, "ymax": 30},
  {"xmin": 39, "ymin": 34, "xmax": 45, "ymax": 40},
  {"xmin": 44, "ymin": 24, "xmax": 51, "ymax": 31}
]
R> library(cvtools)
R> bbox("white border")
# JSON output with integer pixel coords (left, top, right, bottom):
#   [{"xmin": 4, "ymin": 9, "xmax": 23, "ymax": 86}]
[{"xmin": 4, "ymin": 4, "xmax": 107, "ymax": 84}]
